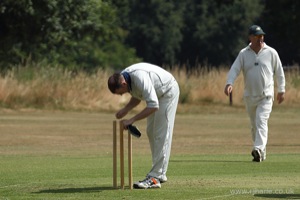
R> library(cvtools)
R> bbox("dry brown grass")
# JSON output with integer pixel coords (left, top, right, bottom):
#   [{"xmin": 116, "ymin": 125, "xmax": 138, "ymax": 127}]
[
  {"xmin": 1, "ymin": 109, "xmax": 299, "ymax": 156},
  {"xmin": 0, "ymin": 66, "xmax": 299, "ymax": 112}
]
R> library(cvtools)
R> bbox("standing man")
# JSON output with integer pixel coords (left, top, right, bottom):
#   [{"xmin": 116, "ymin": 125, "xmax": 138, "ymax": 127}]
[
  {"xmin": 108, "ymin": 62, "xmax": 180, "ymax": 188},
  {"xmin": 224, "ymin": 25, "xmax": 285, "ymax": 162}
]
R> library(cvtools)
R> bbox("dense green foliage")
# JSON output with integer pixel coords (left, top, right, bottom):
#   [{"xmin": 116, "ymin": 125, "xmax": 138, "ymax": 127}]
[
  {"xmin": 0, "ymin": 0, "xmax": 140, "ymax": 70},
  {"xmin": 113, "ymin": 0, "xmax": 263, "ymax": 68},
  {"xmin": 179, "ymin": 0, "xmax": 263, "ymax": 68},
  {"xmin": 0, "ymin": 0, "xmax": 299, "ymax": 70},
  {"xmin": 113, "ymin": 0, "xmax": 186, "ymax": 67},
  {"xmin": 259, "ymin": 0, "xmax": 300, "ymax": 66}
]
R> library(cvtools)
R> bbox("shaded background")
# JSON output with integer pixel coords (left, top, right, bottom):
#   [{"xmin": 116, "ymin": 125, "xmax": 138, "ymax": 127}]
[{"xmin": 0, "ymin": 0, "xmax": 299, "ymax": 71}]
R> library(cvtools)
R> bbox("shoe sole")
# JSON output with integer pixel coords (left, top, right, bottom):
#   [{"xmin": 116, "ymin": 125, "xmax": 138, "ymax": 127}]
[
  {"xmin": 252, "ymin": 150, "xmax": 262, "ymax": 162},
  {"xmin": 133, "ymin": 184, "xmax": 161, "ymax": 189},
  {"xmin": 159, "ymin": 179, "xmax": 167, "ymax": 183},
  {"xmin": 133, "ymin": 184, "xmax": 145, "ymax": 189}
]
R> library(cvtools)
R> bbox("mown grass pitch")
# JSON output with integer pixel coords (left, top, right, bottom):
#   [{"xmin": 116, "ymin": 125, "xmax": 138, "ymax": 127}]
[{"xmin": 0, "ymin": 106, "xmax": 299, "ymax": 200}]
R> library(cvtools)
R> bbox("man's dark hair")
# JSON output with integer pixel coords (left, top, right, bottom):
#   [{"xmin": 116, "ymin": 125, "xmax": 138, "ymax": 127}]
[{"xmin": 107, "ymin": 73, "xmax": 122, "ymax": 94}]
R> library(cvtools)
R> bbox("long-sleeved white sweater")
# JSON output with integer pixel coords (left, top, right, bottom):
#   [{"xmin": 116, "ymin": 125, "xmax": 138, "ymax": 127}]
[{"xmin": 227, "ymin": 43, "xmax": 285, "ymax": 97}]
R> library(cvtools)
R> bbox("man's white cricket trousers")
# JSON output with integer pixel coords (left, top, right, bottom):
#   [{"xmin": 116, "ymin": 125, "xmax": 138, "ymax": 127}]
[
  {"xmin": 244, "ymin": 95, "xmax": 273, "ymax": 159},
  {"xmin": 146, "ymin": 80, "xmax": 180, "ymax": 180}
]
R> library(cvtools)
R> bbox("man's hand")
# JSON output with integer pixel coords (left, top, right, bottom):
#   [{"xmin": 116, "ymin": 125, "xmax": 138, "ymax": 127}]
[
  {"xmin": 120, "ymin": 119, "xmax": 135, "ymax": 130},
  {"xmin": 224, "ymin": 84, "xmax": 233, "ymax": 96},
  {"xmin": 277, "ymin": 92, "xmax": 285, "ymax": 104},
  {"xmin": 115, "ymin": 108, "xmax": 128, "ymax": 119}
]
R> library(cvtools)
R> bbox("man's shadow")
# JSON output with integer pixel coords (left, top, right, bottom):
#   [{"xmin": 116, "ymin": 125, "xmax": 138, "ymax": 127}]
[
  {"xmin": 34, "ymin": 186, "xmax": 120, "ymax": 194},
  {"xmin": 255, "ymin": 194, "xmax": 300, "ymax": 199}
]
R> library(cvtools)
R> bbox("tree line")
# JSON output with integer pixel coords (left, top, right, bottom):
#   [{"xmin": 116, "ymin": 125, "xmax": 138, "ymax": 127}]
[{"xmin": 0, "ymin": 0, "xmax": 299, "ymax": 71}]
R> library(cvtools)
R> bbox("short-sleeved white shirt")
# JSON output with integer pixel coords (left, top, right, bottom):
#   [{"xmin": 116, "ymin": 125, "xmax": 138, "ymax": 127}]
[
  {"xmin": 227, "ymin": 43, "xmax": 285, "ymax": 97},
  {"xmin": 122, "ymin": 63, "xmax": 176, "ymax": 108}
]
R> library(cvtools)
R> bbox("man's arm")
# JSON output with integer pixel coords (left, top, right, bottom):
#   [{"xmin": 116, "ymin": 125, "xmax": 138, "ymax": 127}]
[
  {"xmin": 116, "ymin": 97, "xmax": 141, "ymax": 119},
  {"xmin": 122, "ymin": 107, "xmax": 158, "ymax": 129},
  {"xmin": 224, "ymin": 53, "xmax": 242, "ymax": 96},
  {"xmin": 274, "ymin": 51, "xmax": 285, "ymax": 104},
  {"xmin": 124, "ymin": 97, "xmax": 141, "ymax": 111}
]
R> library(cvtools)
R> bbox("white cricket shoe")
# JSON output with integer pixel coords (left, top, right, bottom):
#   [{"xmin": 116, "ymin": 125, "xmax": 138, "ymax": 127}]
[
  {"xmin": 145, "ymin": 174, "xmax": 167, "ymax": 183},
  {"xmin": 159, "ymin": 176, "xmax": 168, "ymax": 183},
  {"xmin": 133, "ymin": 177, "xmax": 161, "ymax": 189}
]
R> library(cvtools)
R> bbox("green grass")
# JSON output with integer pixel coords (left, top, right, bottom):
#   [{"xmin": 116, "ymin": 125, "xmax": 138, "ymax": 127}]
[
  {"xmin": 0, "ymin": 107, "xmax": 299, "ymax": 199},
  {"xmin": 1, "ymin": 154, "xmax": 299, "ymax": 200}
]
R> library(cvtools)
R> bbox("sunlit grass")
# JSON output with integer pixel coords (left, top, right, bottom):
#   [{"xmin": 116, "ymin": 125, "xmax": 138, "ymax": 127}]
[{"xmin": 0, "ymin": 111, "xmax": 299, "ymax": 199}]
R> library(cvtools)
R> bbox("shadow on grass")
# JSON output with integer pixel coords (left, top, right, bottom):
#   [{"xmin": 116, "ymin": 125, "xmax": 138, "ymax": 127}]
[
  {"xmin": 255, "ymin": 194, "xmax": 300, "ymax": 199},
  {"xmin": 170, "ymin": 159, "xmax": 250, "ymax": 163},
  {"xmin": 34, "ymin": 186, "xmax": 121, "ymax": 194}
]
